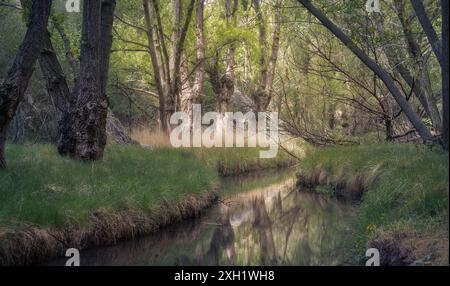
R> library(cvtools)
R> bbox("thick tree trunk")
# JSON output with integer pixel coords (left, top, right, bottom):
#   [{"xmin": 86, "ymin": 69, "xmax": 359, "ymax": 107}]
[
  {"xmin": 59, "ymin": 0, "xmax": 116, "ymax": 160},
  {"xmin": 442, "ymin": 0, "xmax": 449, "ymax": 150},
  {"xmin": 297, "ymin": 0, "xmax": 434, "ymax": 143},
  {"xmin": 38, "ymin": 29, "xmax": 76, "ymax": 153},
  {"xmin": 0, "ymin": 0, "xmax": 52, "ymax": 169},
  {"xmin": 100, "ymin": 0, "xmax": 116, "ymax": 100},
  {"xmin": 71, "ymin": 0, "xmax": 103, "ymax": 160},
  {"xmin": 54, "ymin": 23, "xmax": 80, "ymax": 155}
]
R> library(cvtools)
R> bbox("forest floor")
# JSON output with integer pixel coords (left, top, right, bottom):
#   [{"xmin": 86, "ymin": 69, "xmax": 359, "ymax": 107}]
[
  {"xmin": 297, "ymin": 143, "xmax": 449, "ymax": 266},
  {"xmin": 0, "ymin": 143, "xmax": 296, "ymax": 265}
]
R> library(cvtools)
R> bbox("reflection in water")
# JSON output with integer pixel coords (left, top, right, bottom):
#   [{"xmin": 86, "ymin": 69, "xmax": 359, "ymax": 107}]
[{"xmin": 48, "ymin": 170, "xmax": 352, "ymax": 266}]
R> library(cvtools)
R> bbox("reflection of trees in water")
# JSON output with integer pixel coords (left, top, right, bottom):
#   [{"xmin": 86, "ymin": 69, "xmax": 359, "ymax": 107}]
[
  {"xmin": 252, "ymin": 197, "xmax": 277, "ymax": 265},
  {"xmin": 274, "ymin": 192, "xmax": 349, "ymax": 265},
  {"xmin": 206, "ymin": 210, "xmax": 236, "ymax": 266},
  {"xmin": 197, "ymin": 186, "xmax": 349, "ymax": 266},
  {"xmin": 47, "ymin": 219, "xmax": 208, "ymax": 266},
  {"xmin": 50, "ymin": 178, "xmax": 350, "ymax": 266}
]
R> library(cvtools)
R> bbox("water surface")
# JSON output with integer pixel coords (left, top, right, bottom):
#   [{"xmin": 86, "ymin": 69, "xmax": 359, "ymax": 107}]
[{"xmin": 49, "ymin": 170, "xmax": 352, "ymax": 266}]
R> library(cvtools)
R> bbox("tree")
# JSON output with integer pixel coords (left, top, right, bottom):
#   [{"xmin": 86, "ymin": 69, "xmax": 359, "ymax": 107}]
[
  {"xmin": 142, "ymin": 0, "xmax": 195, "ymax": 132},
  {"xmin": 375, "ymin": 6, "xmax": 441, "ymax": 132},
  {"xmin": 58, "ymin": 0, "xmax": 116, "ymax": 160},
  {"xmin": 252, "ymin": 0, "xmax": 282, "ymax": 112},
  {"xmin": 206, "ymin": 0, "xmax": 238, "ymax": 116},
  {"xmin": 410, "ymin": 0, "xmax": 442, "ymax": 65},
  {"xmin": 296, "ymin": 0, "xmax": 433, "ymax": 143},
  {"xmin": 441, "ymin": 0, "xmax": 449, "ymax": 150},
  {"xmin": 410, "ymin": 0, "xmax": 448, "ymax": 149},
  {"xmin": 0, "ymin": 0, "xmax": 52, "ymax": 169},
  {"xmin": 180, "ymin": 0, "xmax": 206, "ymax": 119}
]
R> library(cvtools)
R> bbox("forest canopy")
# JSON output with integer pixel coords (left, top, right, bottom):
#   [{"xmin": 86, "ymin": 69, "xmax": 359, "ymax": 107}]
[{"xmin": 0, "ymin": 0, "xmax": 448, "ymax": 168}]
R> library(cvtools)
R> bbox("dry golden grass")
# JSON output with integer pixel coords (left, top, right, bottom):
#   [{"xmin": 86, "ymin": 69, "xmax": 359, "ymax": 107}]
[{"xmin": 130, "ymin": 128, "xmax": 172, "ymax": 148}]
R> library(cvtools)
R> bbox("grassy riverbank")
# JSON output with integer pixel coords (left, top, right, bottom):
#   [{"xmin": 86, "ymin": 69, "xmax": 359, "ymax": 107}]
[
  {"xmin": 192, "ymin": 147, "xmax": 296, "ymax": 176},
  {"xmin": 0, "ymin": 143, "xmax": 296, "ymax": 265},
  {"xmin": 297, "ymin": 144, "xmax": 449, "ymax": 265},
  {"xmin": 0, "ymin": 144, "xmax": 220, "ymax": 265}
]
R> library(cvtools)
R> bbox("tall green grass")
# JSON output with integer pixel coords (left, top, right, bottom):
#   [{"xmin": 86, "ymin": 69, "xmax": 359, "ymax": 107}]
[
  {"xmin": 0, "ymin": 144, "xmax": 219, "ymax": 229},
  {"xmin": 298, "ymin": 144, "xmax": 449, "ymax": 260}
]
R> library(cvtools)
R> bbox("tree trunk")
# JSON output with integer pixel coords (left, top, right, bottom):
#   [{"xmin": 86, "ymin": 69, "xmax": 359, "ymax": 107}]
[
  {"xmin": 143, "ymin": 0, "xmax": 195, "ymax": 133},
  {"xmin": 180, "ymin": 0, "xmax": 205, "ymax": 118},
  {"xmin": 375, "ymin": 12, "xmax": 442, "ymax": 131},
  {"xmin": 39, "ymin": 34, "xmax": 71, "ymax": 113},
  {"xmin": 0, "ymin": 0, "xmax": 52, "ymax": 169},
  {"xmin": 442, "ymin": 0, "xmax": 449, "ymax": 150},
  {"xmin": 192, "ymin": 0, "xmax": 205, "ymax": 105},
  {"xmin": 180, "ymin": 0, "xmax": 206, "ymax": 117},
  {"xmin": 253, "ymin": 0, "xmax": 282, "ymax": 112},
  {"xmin": 410, "ymin": 0, "xmax": 443, "ymax": 66},
  {"xmin": 296, "ymin": 0, "xmax": 434, "ymax": 143},
  {"xmin": 385, "ymin": 117, "xmax": 393, "ymax": 141},
  {"xmin": 59, "ymin": 0, "xmax": 116, "ymax": 160}
]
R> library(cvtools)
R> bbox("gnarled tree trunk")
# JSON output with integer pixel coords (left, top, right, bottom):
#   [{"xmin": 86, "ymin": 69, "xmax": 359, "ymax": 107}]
[
  {"xmin": 58, "ymin": 0, "xmax": 116, "ymax": 160},
  {"xmin": 206, "ymin": 0, "xmax": 238, "ymax": 116}
]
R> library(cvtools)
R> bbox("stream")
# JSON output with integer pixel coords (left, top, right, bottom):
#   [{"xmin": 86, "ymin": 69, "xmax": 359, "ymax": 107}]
[{"xmin": 48, "ymin": 169, "xmax": 353, "ymax": 266}]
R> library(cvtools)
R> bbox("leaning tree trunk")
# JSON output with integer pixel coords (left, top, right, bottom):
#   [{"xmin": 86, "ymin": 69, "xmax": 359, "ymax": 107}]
[
  {"xmin": 39, "ymin": 31, "xmax": 72, "ymax": 114},
  {"xmin": 297, "ymin": 0, "xmax": 434, "ymax": 143},
  {"xmin": 0, "ymin": 0, "xmax": 52, "ymax": 169},
  {"xmin": 375, "ymin": 12, "xmax": 442, "ymax": 131},
  {"xmin": 410, "ymin": 0, "xmax": 443, "ymax": 66}
]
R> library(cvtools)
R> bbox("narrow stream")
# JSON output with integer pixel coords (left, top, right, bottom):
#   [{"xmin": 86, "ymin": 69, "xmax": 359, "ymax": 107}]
[{"xmin": 49, "ymin": 170, "xmax": 353, "ymax": 266}]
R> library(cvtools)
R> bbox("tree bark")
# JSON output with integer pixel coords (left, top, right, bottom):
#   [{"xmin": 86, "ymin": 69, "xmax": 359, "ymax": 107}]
[
  {"xmin": 410, "ymin": 0, "xmax": 443, "ymax": 66},
  {"xmin": 296, "ymin": 0, "xmax": 434, "ymax": 142},
  {"xmin": 143, "ymin": 0, "xmax": 168, "ymax": 132},
  {"xmin": 38, "ymin": 32, "xmax": 71, "ymax": 113},
  {"xmin": 18, "ymin": 0, "xmax": 72, "ymax": 114},
  {"xmin": 180, "ymin": 0, "xmax": 206, "ymax": 117},
  {"xmin": 143, "ymin": 0, "xmax": 195, "ymax": 132},
  {"xmin": 0, "ymin": 0, "xmax": 52, "ymax": 169},
  {"xmin": 212, "ymin": 0, "xmax": 238, "ymax": 115},
  {"xmin": 442, "ymin": 0, "xmax": 449, "ymax": 150},
  {"xmin": 59, "ymin": 0, "xmax": 116, "ymax": 160},
  {"xmin": 253, "ymin": 0, "xmax": 282, "ymax": 112},
  {"xmin": 375, "ymin": 11, "xmax": 442, "ymax": 131}
]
